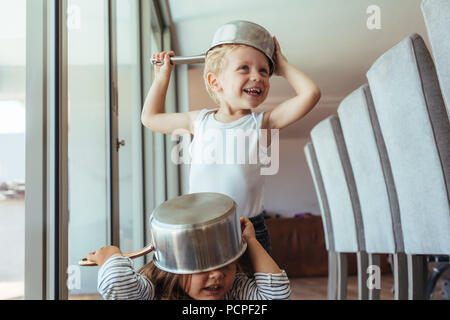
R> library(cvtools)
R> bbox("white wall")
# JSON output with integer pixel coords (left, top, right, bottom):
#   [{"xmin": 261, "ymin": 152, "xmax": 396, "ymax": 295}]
[{"xmin": 263, "ymin": 138, "xmax": 320, "ymax": 217}]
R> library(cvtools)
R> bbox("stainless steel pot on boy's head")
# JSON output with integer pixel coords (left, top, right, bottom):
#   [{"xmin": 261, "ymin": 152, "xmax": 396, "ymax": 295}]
[
  {"xmin": 207, "ymin": 20, "xmax": 276, "ymax": 75},
  {"xmin": 151, "ymin": 20, "xmax": 276, "ymax": 74},
  {"xmin": 149, "ymin": 192, "xmax": 247, "ymax": 274}
]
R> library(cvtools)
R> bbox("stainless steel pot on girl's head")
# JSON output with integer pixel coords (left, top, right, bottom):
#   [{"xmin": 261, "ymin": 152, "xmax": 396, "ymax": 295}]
[
  {"xmin": 79, "ymin": 192, "xmax": 246, "ymax": 269},
  {"xmin": 149, "ymin": 192, "xmax": 247, "ymax": 274},
  {"xmin": 151, "ymin": 20, "xmax": 276, "ymax": 74}
]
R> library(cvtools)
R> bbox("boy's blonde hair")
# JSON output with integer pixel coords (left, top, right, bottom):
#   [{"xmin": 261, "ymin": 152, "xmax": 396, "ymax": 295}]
[{"xmin": 203, "ymin": 44, "xmax": 247, "ymax": 105}]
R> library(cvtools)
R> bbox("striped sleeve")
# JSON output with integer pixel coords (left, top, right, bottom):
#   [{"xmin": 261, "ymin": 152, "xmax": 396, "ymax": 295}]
[
  {"xmin": 97, "ymin": 255, "xmax": 155, "ymax": 300},
  {"xmin": 225, "ymin": 270, "xmax": 291, "ymax": 300}
]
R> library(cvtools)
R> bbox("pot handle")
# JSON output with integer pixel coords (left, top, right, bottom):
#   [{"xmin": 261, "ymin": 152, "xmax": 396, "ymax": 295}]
[
  {"xmin": 78, "ymin": 244, "xmax": 155, "ymax": 267},
  {"xmin": 151, "ymin": 54, "xmax": 206, "ymax": 66}
]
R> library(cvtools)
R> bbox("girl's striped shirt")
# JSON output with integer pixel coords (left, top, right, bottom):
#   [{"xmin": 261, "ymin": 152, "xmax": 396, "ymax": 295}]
[{"xmin": 98, "ymin": 255, "xmax": 291, "ymax": 300}]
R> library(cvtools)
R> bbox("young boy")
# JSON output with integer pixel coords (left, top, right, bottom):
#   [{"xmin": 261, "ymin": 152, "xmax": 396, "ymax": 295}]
[{"xmin": 141, "ymin": 36, "xmax": 321, "ymax": 253}]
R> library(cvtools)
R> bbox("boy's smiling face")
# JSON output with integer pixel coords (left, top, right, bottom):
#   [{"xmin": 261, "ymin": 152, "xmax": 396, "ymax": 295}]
[{"xmin": 210, "ymin": 45, "xmax": 271, "ymax": 109}]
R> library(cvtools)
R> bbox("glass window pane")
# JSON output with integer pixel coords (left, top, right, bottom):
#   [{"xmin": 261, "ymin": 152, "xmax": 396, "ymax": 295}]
[
  {"xmin": 0, "ymin": 0, "xmax": 26, "ymax": 300},
  {"xmin": 116, "ymin": 0, "xmax": 144, "ymax": 265},
  {"xmin": 67, "ymin": 0, "xmax": 108, "ymax": 299}
]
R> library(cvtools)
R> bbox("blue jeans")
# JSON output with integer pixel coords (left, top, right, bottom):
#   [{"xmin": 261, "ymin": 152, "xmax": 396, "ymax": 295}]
[{"xmin": 249, "ymin": 211, "xmax": 272, "ymax": 255}]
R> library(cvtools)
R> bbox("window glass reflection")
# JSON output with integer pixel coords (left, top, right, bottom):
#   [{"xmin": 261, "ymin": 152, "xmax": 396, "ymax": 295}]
[
  {"xmin": 0, "ymin": 0, "xmax": 26, "ymax": 300},
  {"xmin": 116, "ymin": 0, "xmax": 145, "ymax": 265},
  {"xmin": 67, "ymin": 0, "xmax": 108, "ymax": 299}
]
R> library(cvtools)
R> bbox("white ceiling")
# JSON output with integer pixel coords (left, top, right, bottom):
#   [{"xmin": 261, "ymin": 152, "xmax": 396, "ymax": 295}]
[{"xmin": 165, "ymin": 0, "xmax": 430, "ymax": 138}]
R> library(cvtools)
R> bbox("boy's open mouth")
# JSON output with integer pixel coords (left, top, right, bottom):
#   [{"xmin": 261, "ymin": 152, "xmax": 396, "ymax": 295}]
[{"xmin": 243, "ymin": 87, "xmax": 262, "ymax": 96}]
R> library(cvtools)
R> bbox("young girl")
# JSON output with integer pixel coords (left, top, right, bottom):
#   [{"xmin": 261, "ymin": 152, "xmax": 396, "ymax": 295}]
[
  {"xmin": 86, "ymin": 217, "xmax": 291, "ymax": 300},
  {"xmin": 141, "ymin": 33, "xmax": 321, "ymax": 254}
]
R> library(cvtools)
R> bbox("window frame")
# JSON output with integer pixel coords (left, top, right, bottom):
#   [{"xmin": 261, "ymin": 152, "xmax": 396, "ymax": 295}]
[
  {"xmin": 25, "ymin": 0, "xmax": 69, "ymax": 300},
  {"xmin": 25, "ymin": 0, "xmax": 173, "ymax": 299}
]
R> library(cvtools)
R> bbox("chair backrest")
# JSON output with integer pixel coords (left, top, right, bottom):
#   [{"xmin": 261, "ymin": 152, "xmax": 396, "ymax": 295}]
[
  {"xmin": 366, "ymin": 33, "xmax": 450, "ymax": 255},
  {"xmin": 304, "ymin": 142, "xmax": 335, "ymax": 252},
  {"xmin": 337, "ymin": 84, "xmax": 404, "ymax": 254},
  {"xmin": 421, "ymin": 0, "xmax": 450, "ymax": 119},
  {"xmin": 310, "ymin": 115, "xmax": 366, "ymax": 253}
]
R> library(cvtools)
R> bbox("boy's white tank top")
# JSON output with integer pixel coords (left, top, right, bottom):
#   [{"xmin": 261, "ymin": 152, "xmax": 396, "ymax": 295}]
[{"xmin": 189, "ymin": 108, "xmax": 265, "ymax": 219}]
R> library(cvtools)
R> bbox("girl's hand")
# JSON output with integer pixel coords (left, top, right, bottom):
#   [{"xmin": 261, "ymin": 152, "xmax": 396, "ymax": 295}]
[
  {"xmin": 152, "ymin": 51, "xmax": 175, "ymax": 80},
  {"xmin": 86, "ymin": 246, "xmax": 122, "ymax": 267},
  {"xmin": 240, "ymin": 217, "xmax": 282, "ymax": 274},
  {"xmin": 272, "ymin": 36, "xmax": 289, "ymax": 77},
  {"xmin": 240, "ymin": 217, "xmax": 256, "ymax": 243}
]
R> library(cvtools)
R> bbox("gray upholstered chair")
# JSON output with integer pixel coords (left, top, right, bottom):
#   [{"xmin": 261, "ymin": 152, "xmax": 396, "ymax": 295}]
[
  {"xmin": 337, "ymin": 84, "xmax": 408, "ymax": 300},
  {"xmin": 366, "ymin": 33, "xmax": 450, "ymax": 300},
  {"xmin": 304, "ymin": 142, "xmax": 338, "ymax": 300},
  {"xmin": 421, "ymin": 0, "xmax": 450, "ymax": 118},
  {"xmin": 421, "ymin": 0, "xmax": 450, "ymax": 299},
  {"xmin": 310, "ymin": 115, "xmax": 369, "ymax": 300}
]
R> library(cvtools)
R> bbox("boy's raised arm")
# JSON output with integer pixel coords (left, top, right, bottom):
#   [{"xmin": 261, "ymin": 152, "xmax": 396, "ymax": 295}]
[
  {"xmin": 141, "ymin": 51, "xmax": 198, "ymax": 135},
  {"xmin": 263, "ymin": 36, "xmax": 321, "ymax": 131}
]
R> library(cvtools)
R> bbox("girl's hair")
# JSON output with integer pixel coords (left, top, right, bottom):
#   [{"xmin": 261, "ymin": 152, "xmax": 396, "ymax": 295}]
[
  {"xmin": 203, "ymin": 44, "xmax": 246, "ymax": 105},
  {"xmin": 138, "ymin": 262, "xmax": 192, "ymax": 300},
  {"xmin": 137, "ymin": 258, "xmax": 248, "ymax": 300}
]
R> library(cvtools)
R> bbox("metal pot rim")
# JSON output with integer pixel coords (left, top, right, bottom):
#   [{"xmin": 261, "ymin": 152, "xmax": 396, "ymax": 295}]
[
  {"xmin": 152, "ymin": 240, "xmax": 247, "ymax": 274},
  {"xmin": 207, "ymin": 39, "xmax": 274, "ymax": 70}
]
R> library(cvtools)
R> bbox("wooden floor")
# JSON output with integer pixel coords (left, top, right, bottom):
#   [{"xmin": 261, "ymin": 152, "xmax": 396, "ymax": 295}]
[
  {"xmin": 71, "ymin": 273, "xmax": 446, "ymax": 300},
  {"xmin": 290, "ymin": 274, "xmax": 394, "ymax": 300},
  {"xmin": 289, "ymin": 273, "xmax": 445, "ymax": 300}
]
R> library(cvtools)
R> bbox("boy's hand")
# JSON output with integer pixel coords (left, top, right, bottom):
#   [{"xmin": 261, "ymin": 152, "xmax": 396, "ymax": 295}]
[
  {"xmin": 240, "ymin": 217, "xmax": 256, "ymax": 243},
  {"xmin": 152, "ymin": 51, "xmax": 175, "ymax": 80},
  {"xmin": 86, "ymin": 246, "xmax": 122, "ymax": 267},
  {"xmin": 272, "ymin": 36, "xmax": 289, "ymax": 77}
]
